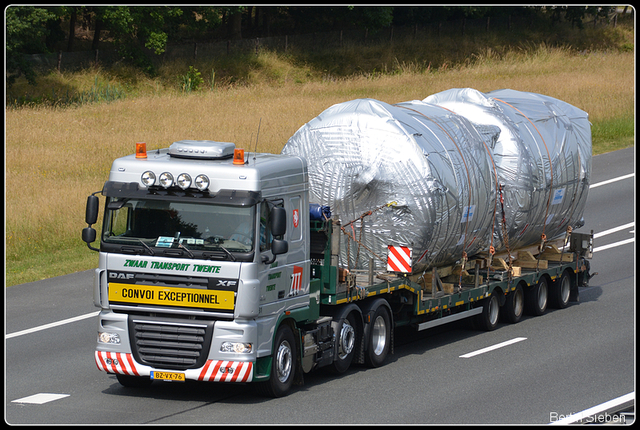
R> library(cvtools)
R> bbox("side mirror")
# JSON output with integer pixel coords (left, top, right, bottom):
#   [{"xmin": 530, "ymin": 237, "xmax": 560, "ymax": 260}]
[
  {"xmin": 83, "ymin": 194, "xmax": 100, "ymax": 252},
  {"xmin": 82, "ymin": 227, "xmax": 96, "ymax": 244},
  {"xmin": 262, "ymin": 239, "xmax": 288, "ymax": 264},
  {"xmin": 262, "ymin": 206, "xmax": 288, "ymax": 264},
  {"xmin": 86, "ymin": 195, "xmax": 100, "ymax": 225},
  {"xmin": 270, "ymin": 206, "xmax": 287, "ymax": 237},
  {"xmin": 271, "ymin": 239, "xmax": 288, "ymax": 256}
]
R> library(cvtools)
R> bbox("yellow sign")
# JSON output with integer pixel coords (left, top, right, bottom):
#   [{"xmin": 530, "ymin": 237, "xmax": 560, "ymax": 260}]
[{"xmin": 108, "ymin": 283, "xmax": 234, "ymax": 310}]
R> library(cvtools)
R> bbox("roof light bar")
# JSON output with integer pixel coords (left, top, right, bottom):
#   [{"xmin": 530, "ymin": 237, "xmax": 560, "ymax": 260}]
[
  {"xmin": 194, "ymin": 174, "xmax": 210, "ymax": 191},
  {"xmin": 177, "ymin": 173, "xmax": 192, "ymax": 190},
  {"xmin": 159, "ymin": 172, "xmax": 174, "ymax": 188},
  {"xmin": 141, "ymin": 171, "xmax": 156, "ymax": 186}
]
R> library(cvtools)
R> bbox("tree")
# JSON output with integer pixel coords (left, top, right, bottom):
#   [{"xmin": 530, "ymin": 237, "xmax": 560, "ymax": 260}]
[
  {"xmin": 346, "ymin": 6, "xmax": 394, "ymax": 31},
  {"xmin": 66, "ymin": 6, "xmax": 78, "ymax": 51},
  {"xmin": 228, "ymin": 9, "xmax": 243, "ymax": 40},
  {"xmin": 97, "ymin": 6, "xmax": 183, "ymax": 73},
  {"xmin": 6, "ymin": 6, "xmax": 57, "ymax": 86}
]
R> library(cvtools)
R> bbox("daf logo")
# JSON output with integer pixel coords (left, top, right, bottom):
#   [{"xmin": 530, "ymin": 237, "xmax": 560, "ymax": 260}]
[{"xmin": 109, "ymin": 272, "xmax": 136, "ymax": 280}]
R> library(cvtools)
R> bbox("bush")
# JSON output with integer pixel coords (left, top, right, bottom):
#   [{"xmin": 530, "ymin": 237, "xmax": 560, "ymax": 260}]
[{"xmin": 180, "ymin": 66, "xmax": 203, "ymax": 93}]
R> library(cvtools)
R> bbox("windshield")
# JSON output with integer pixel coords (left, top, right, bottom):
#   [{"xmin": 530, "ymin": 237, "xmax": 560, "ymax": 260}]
[{"xmin": 102, "ymin": 197, "xmax": 255, "ymax": 255}]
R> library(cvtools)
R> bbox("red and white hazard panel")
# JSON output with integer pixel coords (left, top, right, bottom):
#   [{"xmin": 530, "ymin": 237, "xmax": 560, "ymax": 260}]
[
  {"xmin": 387, "ymin": 246, "xmax": 412, "ymax": 273},
  {"xmin": 95, "ymin": 351, "xmax": 253, "ymax": 382},
  {"xmin": 194, "ymin": 359, "xmax": 253, "ymax": 383}
]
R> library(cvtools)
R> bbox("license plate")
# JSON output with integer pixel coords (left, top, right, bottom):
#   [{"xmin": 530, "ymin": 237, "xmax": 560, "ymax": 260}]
[{"xmin": 151, "ymin": 371, "xmax": 185, "ymax": 382}]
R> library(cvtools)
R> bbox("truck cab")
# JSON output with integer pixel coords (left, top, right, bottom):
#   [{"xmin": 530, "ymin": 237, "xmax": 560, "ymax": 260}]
[{"xmin": 84, "ymin": 140, "xmax": 315, "ymax": 395}]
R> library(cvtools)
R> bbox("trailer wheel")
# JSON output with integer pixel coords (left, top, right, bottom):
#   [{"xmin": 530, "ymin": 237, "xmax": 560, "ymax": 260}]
[
  {"xmin": 526, "ymin": 277, "xmax": 548, "ymax": 316},
  {"xmin": 502, "ymin": 283, "xmax": 524, "ymax": 324},
  {"xmin": 364, "ymin": 306, "xmax": 391, "ymax": 368},
  {"xmin": 329, "ymin": 313, "xmax": 358, "ymax": 374},
  {"xmin": 474, "ymin": 293, "xmax": 500, "ymax": 331},
  {"xmin": 259, "ymin": 324, "xmax": 296, "ymax": 397},
  {"xmin": 116, "ymin": 374, "xmax": 153, "ymax": 388},
  {"xmin": 549, "ymin": 269, "xmax": 572, "ymax": 309}
]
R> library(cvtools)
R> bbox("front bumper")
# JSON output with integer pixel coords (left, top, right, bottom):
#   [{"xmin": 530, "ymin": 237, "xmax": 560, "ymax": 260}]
[{"xmin": 95, "ymin": 350, "xmax": 254, "ymax": 383}]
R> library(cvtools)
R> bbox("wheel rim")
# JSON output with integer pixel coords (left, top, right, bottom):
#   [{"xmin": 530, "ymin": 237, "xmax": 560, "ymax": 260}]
[
  {"xmin": 370, "ymin": 315, "xmax": 387, "ymax": 356},
  {"xmin": 538, "ymin": 281, "xmax": 548, "ymax": 310},
  {"xmin": 275, "ymin": 340, "xmax": 292, "ymax": 383},
  {"xmin": 338, "ymin": 320, "xmax": 355, "ymax": 359},
  {"xmin": 514, "ymin": 288, "xmax": 524, "ymax": 317},
  {"xmin": 560, "ymin": 275, "xmax": 571, "ymax": 304},
  {"xmin": 489, "ymin": 295, "xmax": 499, "ymax": 325}
]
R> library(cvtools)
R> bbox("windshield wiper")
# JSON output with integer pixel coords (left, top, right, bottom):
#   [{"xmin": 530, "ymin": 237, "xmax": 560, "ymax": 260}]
[
  {"xmin": 217, "ymin": 244, "xmax": 237, "ymax": 261},
  {"xmin": 177, "ymin": 241, "xmax": 195, "ymax": 258},
  {"xmin": 204, "ymin": 244, "xmax": 237, "ymax": 262},
  {"xmin": 138, "ymin": 239, "xmax": 155, "ymax": 256}
]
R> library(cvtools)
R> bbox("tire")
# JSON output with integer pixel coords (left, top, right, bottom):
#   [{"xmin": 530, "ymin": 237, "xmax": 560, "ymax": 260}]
[
  {"xmin": 502, "ymin": 283, "xmax": 525, "ymax": 324},
  {"xmin": 549, "ymin": 270, "xmax": 572, "ymax": 309},
  {"xmin": 526, "ymin": 277, "xmax": 549, "ymax": 316},
  {"xmin": 116, "ymin": 374, "xmax": 153, "ymax": 388},
  {"xmin": 259, "ymin": 324, "xmax": 296, "ymax": 398},
  {"xmin": 474, "ymin": 293, "xmax": 500, "ymax": 331},
  {"xmin": 364, "ymin": 306, "xmax": 391, "ymax": 368},
  {"xmin": 330, "ymin": 313, "xmax": 358, "ymax": 374}
]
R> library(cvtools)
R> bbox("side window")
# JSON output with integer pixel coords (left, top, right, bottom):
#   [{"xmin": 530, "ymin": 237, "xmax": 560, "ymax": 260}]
[
  {"xmin": 110, "ymin": 203, "xmax": 130, "ymax": 237},
  {"xmin": 259, "ymin": 201, "xmax": 285, "ymax": 252},
  {"xmin": 259, "ymin": 203, "xmax": 271, "ymax": 252}
]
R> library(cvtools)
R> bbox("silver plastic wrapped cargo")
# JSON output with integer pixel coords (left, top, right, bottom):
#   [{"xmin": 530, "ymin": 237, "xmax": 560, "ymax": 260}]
[
  {"xmin": 282, "ymin": 98, "xmax": 498, "ymax": 271},
  {"xmin": 282, "ymin": 90, "xmax": 591, "ymax": 272},
  {"xmin": 424, "ymin": 88, "xmax": 591, "ymax": 252}
]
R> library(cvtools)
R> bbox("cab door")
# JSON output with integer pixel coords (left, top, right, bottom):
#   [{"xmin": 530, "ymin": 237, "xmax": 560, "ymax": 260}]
[
  {"xmin": 257, "ymin": 201, "xmax": 289, "ymax": 306},
  {"xmin": 257, "ymin": 197, "xmax": 309, "ymax": 307}
]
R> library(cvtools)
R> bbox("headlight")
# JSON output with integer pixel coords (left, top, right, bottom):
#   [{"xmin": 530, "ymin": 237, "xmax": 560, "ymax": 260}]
[
  {"xmin": 98, "ymin": 332, "xmax": 121, "ymax": 345},
  {"xmin": 194, "ymin": 174, "xmax": 210, "ymax": 191},
  {"xmin": 141, "ymin": 170, "xmax": 156, "ymax": 186},
  {"xmin": 159, "ymin": 172, "xmax": 174, "ymax": 188},
  {"xmin": 177, "ymin": 173, "xmax": 192, "ymax": 190},
  {"xmin": 220, "ymin": 341, "xmax": 252, "ymax": 354}
]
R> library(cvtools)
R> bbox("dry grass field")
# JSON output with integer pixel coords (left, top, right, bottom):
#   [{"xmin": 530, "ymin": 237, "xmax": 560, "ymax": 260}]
[{"xmin": 5, "ymin": 45, "xmax": 635, "ymax": 286}]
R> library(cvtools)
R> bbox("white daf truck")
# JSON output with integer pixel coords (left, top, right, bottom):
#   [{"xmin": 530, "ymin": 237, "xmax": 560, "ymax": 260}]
[{"xmin": 83, "ymin": 139, "xmax": 594, "ymax": 397}]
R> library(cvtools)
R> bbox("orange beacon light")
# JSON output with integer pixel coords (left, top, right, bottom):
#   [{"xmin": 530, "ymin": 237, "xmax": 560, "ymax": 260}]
[
  {"xmin": 135, "ymin": 142, "xmax": 147, "ymax": 159},
  {"xmin": 233, "ymin": 148, "xmax": 245, "ymax": 165}
]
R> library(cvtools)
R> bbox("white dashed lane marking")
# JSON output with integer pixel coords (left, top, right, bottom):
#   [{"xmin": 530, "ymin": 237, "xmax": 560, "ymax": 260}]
[{"xmin": 12, "ymin": 393, "xmax": 70, "ymax": 404}]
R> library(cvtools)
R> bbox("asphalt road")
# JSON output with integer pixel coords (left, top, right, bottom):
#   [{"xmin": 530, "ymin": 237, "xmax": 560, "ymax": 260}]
[{"xmin": 5, "ymin": 146, "xmax": 635, "ymax": 425}]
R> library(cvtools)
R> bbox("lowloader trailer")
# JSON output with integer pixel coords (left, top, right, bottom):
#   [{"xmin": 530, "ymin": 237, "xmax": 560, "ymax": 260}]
[{"xmin": 83, "ymin": 140, "xmax": 594, "ymax": 397}]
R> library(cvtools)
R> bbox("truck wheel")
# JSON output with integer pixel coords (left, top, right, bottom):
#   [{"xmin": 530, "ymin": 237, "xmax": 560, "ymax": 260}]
[
  {"xmin": 364, "ymin": 306, "xmax": 391, "ymax": 368},
  {"xmin": 549, "ymin": 270, "xmax": 572, "ymax": 309},
  {"xmin": 474, "ymin": 293, "xmax": 500, "ymax": 331},
  {"xmin": 502, "ymin": 283, "xmax": 524, "ymax": 324},
  {"xmin": 525, "ymin": 277, "xmax": 548, "ymax": 316},
  {"xmin": 259, "ymin": 324, "xmax": 296, "ymax": 397},
  {"xmin": 116, "ymin": 374, "xmax": 153, "ymax": 388},
  {"xmin": 330, "ymin": 313, "xmax": 358, "ymax": 374}
]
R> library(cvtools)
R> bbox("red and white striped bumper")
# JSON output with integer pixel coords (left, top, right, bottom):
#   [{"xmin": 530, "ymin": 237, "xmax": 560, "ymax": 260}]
[{"xmin": 95, "ymin": 351, "xmax": 253, "ymax": 383}]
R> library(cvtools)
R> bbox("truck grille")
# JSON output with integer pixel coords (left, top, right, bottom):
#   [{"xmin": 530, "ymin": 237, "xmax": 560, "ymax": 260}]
[{"xmin": 129, "ymin": 317, "xmax": 213, "ymax": 370}]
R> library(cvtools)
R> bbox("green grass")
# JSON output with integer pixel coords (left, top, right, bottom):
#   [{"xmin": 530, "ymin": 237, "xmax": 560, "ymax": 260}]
[
  {"xmin": 6, "ymin": 246, "xmax": 98, "ymax": 286},
  {"xmin": 591, "ymin": 114, "xmax": 636, "ymax": 155}
]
